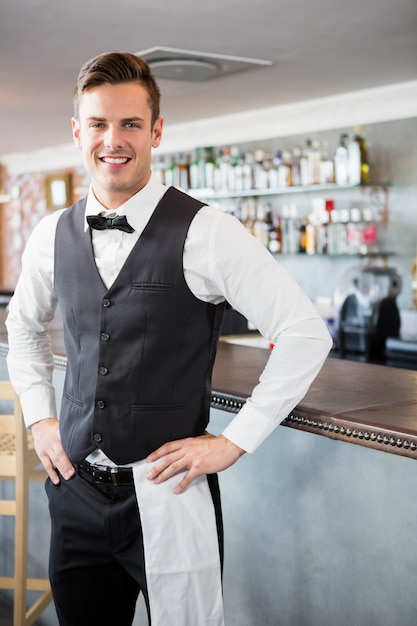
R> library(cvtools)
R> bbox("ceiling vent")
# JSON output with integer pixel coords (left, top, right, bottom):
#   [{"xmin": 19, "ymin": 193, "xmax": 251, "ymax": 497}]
[{"xmin": 136, "ymin": 46, "xmax": 273, "ymax": 82}]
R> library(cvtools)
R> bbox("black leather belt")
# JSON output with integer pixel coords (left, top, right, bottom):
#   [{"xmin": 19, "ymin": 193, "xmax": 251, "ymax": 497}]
[{"xmin": 78, "ymin": 460, "xmax": 134, "ymax": 486}]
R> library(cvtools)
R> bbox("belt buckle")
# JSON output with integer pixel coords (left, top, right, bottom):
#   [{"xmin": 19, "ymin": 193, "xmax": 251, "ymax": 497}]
[{"xmin": 110, "ymin": 467, "xmax": 120, "ymax": 486}]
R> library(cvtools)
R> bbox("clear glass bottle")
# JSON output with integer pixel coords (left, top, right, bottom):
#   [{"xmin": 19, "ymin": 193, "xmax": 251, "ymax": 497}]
[
  {"xmin": 334, "ymin": 134, "xmax": 349, "ymax": 185},
  {"xmin": 189, "ymin": 148, "xmax": 205, "ymax": 189},
  {"xmin": 203, "ymin": 147, "xmax": 217, "ymax": 190}
]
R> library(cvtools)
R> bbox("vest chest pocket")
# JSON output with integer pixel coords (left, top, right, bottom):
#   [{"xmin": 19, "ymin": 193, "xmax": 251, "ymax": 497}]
[{"xmin": 130, "ymin": 283, "xmax": 174, "ymax": 293}]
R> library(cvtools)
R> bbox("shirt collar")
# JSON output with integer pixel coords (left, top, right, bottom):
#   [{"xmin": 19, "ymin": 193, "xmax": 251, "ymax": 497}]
[{"xmin": 83, "ymin": 172, "xmax": 167, "ymax": 232}]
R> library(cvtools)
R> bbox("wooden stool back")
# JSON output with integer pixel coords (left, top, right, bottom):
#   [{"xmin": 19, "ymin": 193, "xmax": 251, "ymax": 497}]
[{"xmin": 0, "ymin": 380, "xmax": 52, "ymax": 626}]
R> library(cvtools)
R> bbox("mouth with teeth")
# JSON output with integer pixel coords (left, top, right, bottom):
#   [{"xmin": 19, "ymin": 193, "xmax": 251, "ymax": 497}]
[{"xmin": 99, "ymin": 156, "xmax": 131, "ymax": 165}]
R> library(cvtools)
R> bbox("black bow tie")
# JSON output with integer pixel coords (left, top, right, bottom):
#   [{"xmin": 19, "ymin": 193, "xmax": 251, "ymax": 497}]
[{"xmin": 87, "ymin": 214, "xmax": 134, "ymax": 233}]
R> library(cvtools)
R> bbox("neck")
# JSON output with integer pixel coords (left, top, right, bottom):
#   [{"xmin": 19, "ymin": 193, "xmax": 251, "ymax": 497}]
[{"xmin": 92, "ymin": 172, "xmax": 152, "ymax": 210}]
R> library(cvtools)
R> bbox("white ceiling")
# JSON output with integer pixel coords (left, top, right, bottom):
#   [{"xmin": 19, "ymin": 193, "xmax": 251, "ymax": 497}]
[{"xmin": 1, "ymin": 0, "xmax": 416, "ymax": 160}]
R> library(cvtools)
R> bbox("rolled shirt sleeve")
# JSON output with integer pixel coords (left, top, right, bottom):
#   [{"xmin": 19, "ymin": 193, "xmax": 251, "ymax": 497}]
[
  {"xmin": 6, "ymin": 211, "xmax": 62, "ymax": 426},
  {"xmin": 184, "ymin": 207, "xmax": 333, "ymax": 453}
]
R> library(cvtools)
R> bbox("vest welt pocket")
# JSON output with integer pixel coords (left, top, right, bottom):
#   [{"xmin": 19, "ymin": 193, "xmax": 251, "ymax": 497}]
[
  {"xmin": 130, "ymin": 282, "xmax": 174, "ymax": 292},
  {"xmin": 63, "ymin": 391, "xmax": 84, "ymax": 407},
  {"xmin": 130, "ymin": 402, "xmax": 188, "ymax": 412},
  {"xmin": 130, "ymin": 402, "xmax": 191, "ymax": 449}
]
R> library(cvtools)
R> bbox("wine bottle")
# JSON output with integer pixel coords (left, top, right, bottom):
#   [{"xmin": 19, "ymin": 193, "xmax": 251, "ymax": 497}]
[{"xmin": 348, "ymin": 126, "xmax": 370, "ymax": 184}]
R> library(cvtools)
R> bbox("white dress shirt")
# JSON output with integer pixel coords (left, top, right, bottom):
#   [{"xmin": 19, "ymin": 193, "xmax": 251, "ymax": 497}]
[{"xmin": 6, "ymin": 173, "xmax": 332, "ymax": 458}]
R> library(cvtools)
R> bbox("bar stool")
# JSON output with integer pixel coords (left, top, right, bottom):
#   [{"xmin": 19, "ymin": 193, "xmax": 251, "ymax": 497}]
[{"xmin": 0, "ymin": 380, "xmax": 53, "ymax": 626}]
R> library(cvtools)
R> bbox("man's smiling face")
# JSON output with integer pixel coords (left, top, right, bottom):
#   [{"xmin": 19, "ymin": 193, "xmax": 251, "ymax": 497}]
[{"xmin": 72, "ymin": 81, "xmax": 163, "ymax": 210}]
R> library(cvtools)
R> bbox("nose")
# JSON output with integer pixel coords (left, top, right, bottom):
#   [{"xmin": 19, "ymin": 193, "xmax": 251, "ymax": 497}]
[{"xmin": 104, "ymin": 125, "xmax": 124, "ymax": 150}]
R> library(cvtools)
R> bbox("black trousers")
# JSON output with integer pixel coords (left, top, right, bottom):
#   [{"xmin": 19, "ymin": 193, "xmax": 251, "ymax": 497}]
[{"xmin": 45, "ymin": 470, "xmax": 223, "ymax": 626}]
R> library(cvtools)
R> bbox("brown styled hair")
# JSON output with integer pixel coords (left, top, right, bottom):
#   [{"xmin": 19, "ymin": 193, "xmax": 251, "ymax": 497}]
[{"xmin": 73, "ymin": 51, "xmax": 161, "ymax": 126}]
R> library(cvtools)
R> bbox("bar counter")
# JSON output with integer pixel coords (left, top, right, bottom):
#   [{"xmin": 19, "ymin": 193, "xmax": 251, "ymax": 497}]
[{"xmin": 213, "ymin": 341, "xmax": 417, "ymax": 460}]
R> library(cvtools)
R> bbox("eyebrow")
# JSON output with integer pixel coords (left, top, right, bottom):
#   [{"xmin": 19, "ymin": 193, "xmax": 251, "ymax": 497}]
[
  {"xmin": 121, "ymin": 117, "xmax": 146, "ymax": 124},
  {"xmin": 86, "ymin": 116, "xmax": 146, "ymax": 124}
]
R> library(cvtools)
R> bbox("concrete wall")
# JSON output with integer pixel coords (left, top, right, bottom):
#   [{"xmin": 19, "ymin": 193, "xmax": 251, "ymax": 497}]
[{"xmin": 211, "ymin": 408, "xmax": 417, "ymax": 626}]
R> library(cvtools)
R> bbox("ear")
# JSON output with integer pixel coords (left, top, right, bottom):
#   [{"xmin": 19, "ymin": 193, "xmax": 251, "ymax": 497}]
[
  {"xmin": 151, "ymin": 117, "xmax": 163, "ymax": 149},
  {"xmin": 72, "ymin": 117, "xmax": 82, "ymax": 149}
]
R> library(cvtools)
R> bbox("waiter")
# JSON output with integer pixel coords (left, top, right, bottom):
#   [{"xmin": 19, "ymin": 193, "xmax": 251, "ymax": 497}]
[{"xmin": 6, "ymin": 51, "xmax": 332, "ymax": 626}]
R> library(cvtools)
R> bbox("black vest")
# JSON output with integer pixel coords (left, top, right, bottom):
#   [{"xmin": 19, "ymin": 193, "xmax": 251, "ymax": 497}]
[{"xmin": 54, "ymin": 187, "xmax": 225, "ymax": 464}]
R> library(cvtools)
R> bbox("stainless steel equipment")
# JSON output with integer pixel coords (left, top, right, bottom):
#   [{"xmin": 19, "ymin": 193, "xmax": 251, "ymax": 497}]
[{"xmin": 336, "ymin": 263, "xmax": 402, "ymax": 361}]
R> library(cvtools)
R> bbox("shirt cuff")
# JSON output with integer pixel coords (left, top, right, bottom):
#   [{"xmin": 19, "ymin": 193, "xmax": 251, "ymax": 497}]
[
  {"xmin": 221, "ymin": 400, "xmax": 281, "ymax": 454},
  {"xmin": 19, "ymin": 386, "xmax": 58, "ymax": 428}
]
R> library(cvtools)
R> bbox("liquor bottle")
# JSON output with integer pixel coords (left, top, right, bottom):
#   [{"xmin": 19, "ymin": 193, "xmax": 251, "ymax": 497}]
[
  {"xmin": 189, "ymin": 148, "xmax": 205, "ymax": 189},
  {"xmin": 266, "ymin": 150, "xmax": 282, "ymax": 189},
  {"xmin": 298, "ymin": 218, "xmax": 308, "ymax": 253},
  {"xmin": 217, "ymin": 146, "xmax": 232, "ymax": 193},
  {"xmin": 281, "ymin": 204, "xmax": 300, "ymax": 254},
  {"xmin": 240, "ymin": 201, "xmax": 249, "ymax": 229},
  {"xmin": 336, "ymin": 209, "xmax": 349, "ymax": 254},
  {"xmin": 318, "ymin": 209, "xmax": 332, "ymax": 255},
  {"xmin": 334, "ymin": 134, "xmax": 349, "ymax": 185},
  {"xmin": 278, "ymin": 150, "xmax": 292, "ymax": 188},
  {"xmin": 269, "ymin": 151, "xmax": 281, "ymax": 189},
  {"xmin": 357, "ymin": 127, "xmax": 370, "ymax": 183},
  {"xmin": 243, "ymin": 199, "xmax": 257, "ymax": 235},
  {"xmin": 253, "ymin": 203, "xmax": 270, "ymax": 247},
  {"xmin": 164, "ymin": 155, "xmax": 175, "ymax": 187},
  {"xmin": 177, "ymin": 153, "xmax": 190, "ymax": 190},
  {"xmin": 203, "ymin": 147, "xmax": 217, "ymax": 190},
  {"xmin": 361, "ymin": 207, "xmax": 378, "ymax": 253},
  {"xmin": 291, "ymin": 147, "xmax": 302, "ymax": 187},
  {"xmin": 311, "ymin": 140, "xmax": 322, "ymax": 185},
  {"xmin": 242, "ymin": 152, "xmax": 254, "ymax": 191},
  {"xmin": 347, "ymin": 126, "xmax": 370, "ymax": 184},
  {"xmin": 305, "ymin": 217, "xmax": 317, "ymax": 255},
  {"xmin": 262, "ymin": 152, "xmax": 275, "ymax": 189},
  {"xmin": 319, "ymin": 141, "xmax": 335, "ymax": 184},
  {"xmin": 300, "ymin": 140, "xmax": 312, "ymax": 186},
  {"xmin": 253, "ymin": 149, "xmax": 268, "ymax": 189},
  {"xmin": 326, "ymin": 207, "xmax": 339, "ymax": 255},
  {"xmin": 229, "ymin": 146, "xmax": 244, "ymax": 191},
  {"xmin": 311, "ymin": 199, "xmax": 330, "ymax": 254},
  {"xmin": 152, "ymin": 155, "xmax": 167, "ymax": 185},
  {"xmin": 213, "ymin": 147, "xmax": 223, "ymax": 191},
  {"xmin": 346, "ymin": 207, "xmax": 363, "ymax": 254},
  {"xmin": 267, "ymin": 210, "xmax": 282, "ymax": 254},
  {"xmin": 288, "ymin": 204, "xmax": 300, "ymax": 254}
]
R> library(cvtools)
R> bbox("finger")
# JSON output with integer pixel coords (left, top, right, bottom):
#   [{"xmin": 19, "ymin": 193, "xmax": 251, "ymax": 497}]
[
  {"xmin": 47, "ymin": 466, "xmax": 61, "ymax": 485},
  {"xmin": 146, "ymin": 461, "xmax": 166, "ymax": 481},
  {"xmin": 39, "ymin": 454, "xmax": 61, "ymax": 485},
  {"xmin": 147, "ymin": 435, "xmax": 204, "ymax": 463},
  {"xmin": 146, "ymin": 455, "xmax": 184, "ymax": 482},
  {"xmin": 146, "ymin": 439, "xmax": 186, "ymax": 463},
  {"xmin": 54, "ymin": 452, "xmax": 76, "ymax": 481},
  {"xmin": 146, "ymin": 448, "xmax": 168, "ymax": 463},
  {"xmin": 42, "ymin": 447, "xmax": 75, "ymax": 483},
  {"xmin": 173, "ymin": 470, "xmax": 196, "ymax": 495}
]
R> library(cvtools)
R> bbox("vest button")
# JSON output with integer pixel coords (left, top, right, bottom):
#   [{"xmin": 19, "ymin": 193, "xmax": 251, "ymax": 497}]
[
  {"xmin": 99, "ymin": 366, "xmax": 109, "ymax": 376},
  {"xmin": 96, "ymin": 400, "xmax": 106, "ymax": 409},
  {"xmin": 93, "ymin": 433, "xmax": 103, "ymax": 443},
  {"xmin": 102, "ymin": 298, "xmax": 112, "ymax": 308},
  {"xmin": 100, "ymin": 332, "xmax": 110, "ymax": 342}
]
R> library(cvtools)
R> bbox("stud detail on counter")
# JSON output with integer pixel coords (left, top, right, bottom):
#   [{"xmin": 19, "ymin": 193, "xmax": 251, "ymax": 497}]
[{"xmin": 283, "ymin": 413, "xmax": 417, "ymax": 459}]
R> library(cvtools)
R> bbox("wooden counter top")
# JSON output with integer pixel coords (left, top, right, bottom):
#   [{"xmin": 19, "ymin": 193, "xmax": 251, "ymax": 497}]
[
  {"xmin": 213, "ymin": 341, "xmax": 417, "ymax": 459},
  {"xmin": 1, "ymin": 309, "xmax": 417, "ymax": 461}
]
